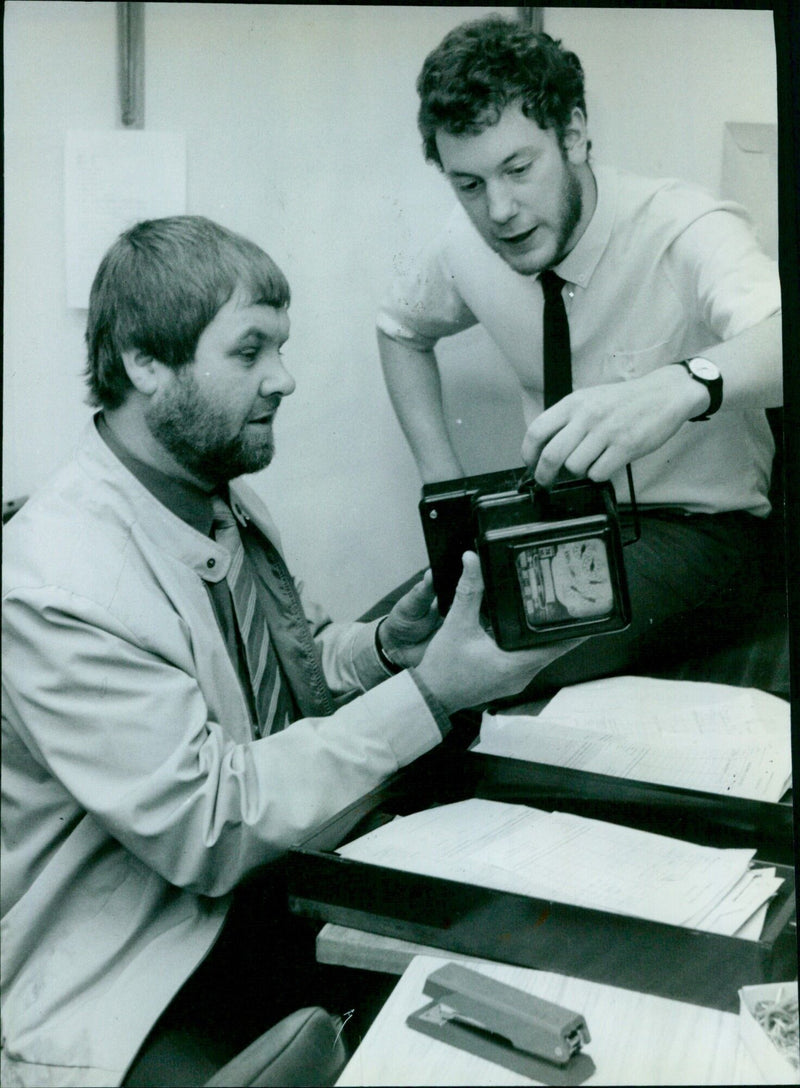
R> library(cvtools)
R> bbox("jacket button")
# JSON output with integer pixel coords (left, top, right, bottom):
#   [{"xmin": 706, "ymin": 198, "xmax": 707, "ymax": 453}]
[{"xmin": 207, "ymin": 558, "xmax": 216, "ymax": 568}]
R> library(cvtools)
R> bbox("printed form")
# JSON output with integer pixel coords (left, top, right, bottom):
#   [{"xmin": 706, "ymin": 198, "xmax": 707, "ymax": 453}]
[
  {"xmin": 474, "ymin": 677, "xmax": 791, "ymax": 802},
  {"xmin": 337, "ymin": 799, "xmax": 782, "ymax": 939}
]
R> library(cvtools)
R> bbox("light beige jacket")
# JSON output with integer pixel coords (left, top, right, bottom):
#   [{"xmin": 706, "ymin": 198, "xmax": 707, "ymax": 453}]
[{"xmin": 1, "ymin": 421, "xmax": 442, "ymax": 1087}]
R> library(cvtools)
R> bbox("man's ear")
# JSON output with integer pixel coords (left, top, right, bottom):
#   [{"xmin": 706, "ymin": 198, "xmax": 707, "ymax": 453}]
[
  {"xmin": 561, "ymin": 107, "xmax": 590, "ymax": 165},
  {"xmin": 120, "ymin": 349, "xmax": 160, "ymax": 396}
]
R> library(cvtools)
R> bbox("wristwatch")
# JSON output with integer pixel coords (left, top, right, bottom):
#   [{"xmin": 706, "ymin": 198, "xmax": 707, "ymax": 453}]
[
  {"xmin": 375, "ymin": 618, "xmax": 403, "ymax": 674},
  {"xmin": 679, "ymin": 357, "xmax": 723, "ymax": 421}
]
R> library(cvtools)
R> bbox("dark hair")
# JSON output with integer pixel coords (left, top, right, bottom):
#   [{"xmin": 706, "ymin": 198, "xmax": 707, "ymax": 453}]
[
  {"xmin": 85, "ymin": 216, "xmax": 290, "ymax": 409},
  {"xmin": 417, "ymin": 15, "xmax": 589, "ymax": 167}
]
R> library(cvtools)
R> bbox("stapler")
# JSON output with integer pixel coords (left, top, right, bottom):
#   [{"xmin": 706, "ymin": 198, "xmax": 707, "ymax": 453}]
[{"xmin": 407, "ymin": 962, "xmax": 596, "ymax": 1085}]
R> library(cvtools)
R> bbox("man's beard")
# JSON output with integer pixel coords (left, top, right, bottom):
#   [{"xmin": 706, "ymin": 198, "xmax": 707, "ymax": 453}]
[
  {"xmin": 145, "ymin": 370, "xmax": 276, "ymax": 485},
  {"xmin": 552, "ymin": 165, "xmax": 583, "ymax": 265}
]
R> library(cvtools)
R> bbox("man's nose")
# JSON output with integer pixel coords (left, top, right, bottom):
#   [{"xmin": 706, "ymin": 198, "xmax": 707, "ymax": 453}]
[
  {"xmin": 259, "ymin": 358, "xmax": 296, "ymax": 399},
  {"xmin": 486, "ymin": 179, "xmax": 518, "ymax": 224}
]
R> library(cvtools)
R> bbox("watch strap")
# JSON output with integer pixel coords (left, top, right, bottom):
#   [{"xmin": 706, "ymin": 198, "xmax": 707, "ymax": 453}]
[
  {"xmin": 375, "ymin": 619, "xmax": 404, "ymax": 674},
  {"xmin": 679, "ymin": 359, "xmax": 723, "ymax": 421}
]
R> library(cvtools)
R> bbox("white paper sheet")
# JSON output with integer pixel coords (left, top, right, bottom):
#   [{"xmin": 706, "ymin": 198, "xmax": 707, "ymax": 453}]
[
  {"xmin": 474, "ymin": 677, "xmax": 792, "ymax": 801},
  {"xmin": 336, "ymin": 953, "xmax": 762, "ymax": 1086},
  {"xmin": 540, "ymin": 677, "xmax": 789, "ymax": 735},
  {"xmin": 337, "ymin": 800, "xmax": 780, "ymax": 939},
  {"xmin": 475, "ymin": 716, "xmax": 791, "ymax": 801},
  {"xmin": 690, "ymin": 867, "xmax": 783, "ymax": 936}
]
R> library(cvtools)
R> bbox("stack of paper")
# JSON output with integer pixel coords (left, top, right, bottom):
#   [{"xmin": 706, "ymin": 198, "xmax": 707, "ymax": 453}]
[
  {"xmin": 474, "ymin": 677, "xmax": 792, "ymax": 802},
  {"xmin": 337, "ymin": 799, "xmax": 782, "ymax": 940}
]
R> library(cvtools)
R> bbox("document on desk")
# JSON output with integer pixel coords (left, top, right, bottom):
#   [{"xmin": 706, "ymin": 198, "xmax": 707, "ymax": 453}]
[
  {"xmin": 473, "ymin": 677, "xmax": 792, "ymax": 802},
  {"xmin": 337, "ymin": 799, "xmax": 782, "ymax": 939},
  {"xmin": 335, "ymin": 953, "xmax": 765, "ymax": 1087}
]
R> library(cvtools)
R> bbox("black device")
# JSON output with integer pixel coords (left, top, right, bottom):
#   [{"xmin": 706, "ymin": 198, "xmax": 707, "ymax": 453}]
[{"xmin": 419, "ymin": 467, "xmax": 633, "ymax": 651}]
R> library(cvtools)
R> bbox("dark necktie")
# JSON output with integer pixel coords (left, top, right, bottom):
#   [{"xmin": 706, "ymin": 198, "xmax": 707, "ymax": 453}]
[
  {"xmin": 540, "ymin": 270, "xmax": 573, "ymax": 409},
  {"xmin": 212, "ymin": 497, "xmax": 293, "ymax": 737}
]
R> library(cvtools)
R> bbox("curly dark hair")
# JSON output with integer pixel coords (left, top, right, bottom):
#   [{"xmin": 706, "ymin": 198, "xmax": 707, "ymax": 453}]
[{"xmin": 417, "ymin": 15, "xmax": 589, "ymax": 167}]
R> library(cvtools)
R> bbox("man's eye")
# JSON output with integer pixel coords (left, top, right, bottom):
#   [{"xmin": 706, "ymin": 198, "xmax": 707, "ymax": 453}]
[
  {"xmin": 238, "ymin": 347, "xmax": 258, "ymax": 362},
  {"xmin": 454, "ymin": 179, "xmax": 481, "ymax": 194},
  {"xmin": 508, "ymin": 162, "xmax": 531, "ymax": 177}
]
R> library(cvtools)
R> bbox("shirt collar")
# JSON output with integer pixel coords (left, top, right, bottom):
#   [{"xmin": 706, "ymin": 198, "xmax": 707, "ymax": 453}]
[
  {"xmin": 553, "ymin": 164, "xmax": 617, "ymax": 290},
  {"xmin": 96, "ymin": 413, "xmax": 217, "ymax": 536}
]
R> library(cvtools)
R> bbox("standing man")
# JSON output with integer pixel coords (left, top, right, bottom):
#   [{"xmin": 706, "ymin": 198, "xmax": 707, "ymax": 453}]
[
  {"xmin": 378, "ymin": 15, "xmax": 783, "ymax": 685},
  {"xmin": 1, "ymin": 216, "xmax": 557, "ymax": 1087}
]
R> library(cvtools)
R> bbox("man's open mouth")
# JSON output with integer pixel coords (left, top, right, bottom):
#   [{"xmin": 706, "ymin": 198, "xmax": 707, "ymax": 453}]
[{"xmin": 498, "ymin": 226, "xmax": 537, "ymax": 246}]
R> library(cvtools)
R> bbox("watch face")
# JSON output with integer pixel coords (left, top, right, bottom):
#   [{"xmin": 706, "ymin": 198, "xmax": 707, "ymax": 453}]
[
  {"xmin": 689, "ymin": 358, "xmax": 719, "ymax": 381},
  {"xmin": 516, "ymin": 537, "xmax": 615, "ymax": 627}
]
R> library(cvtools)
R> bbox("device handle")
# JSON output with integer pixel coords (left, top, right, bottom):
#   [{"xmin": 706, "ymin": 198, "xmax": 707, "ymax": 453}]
[
  {"xmin": 517, "ymin": 463, "xmax": 641, "ymax": 544},
  {"xmin": 623, "ymin": 463, "xmax": 641, "ymax": 546}
]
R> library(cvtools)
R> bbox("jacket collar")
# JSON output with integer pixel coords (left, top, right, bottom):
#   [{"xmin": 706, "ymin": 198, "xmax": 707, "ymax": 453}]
[
  {"xmin": 96, "ymin": 413, "xmax": 217, "ymax": 536},
  {"xmin": 79, "ymin": 417, "xmax": 252, "ymax": 584}
]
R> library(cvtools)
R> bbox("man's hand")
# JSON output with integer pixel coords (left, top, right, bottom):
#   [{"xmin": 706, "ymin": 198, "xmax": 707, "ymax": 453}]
[
  {"xmin": 377, "ymin": 570, "xmax": 441, "ymax": 669},
  {"xmin": 521, "ymin": 365, "xmax": 705, "ymax": 487},
  {"xmin": 414, "ymin": 553, "xmax": 584, "ymax": 714}
]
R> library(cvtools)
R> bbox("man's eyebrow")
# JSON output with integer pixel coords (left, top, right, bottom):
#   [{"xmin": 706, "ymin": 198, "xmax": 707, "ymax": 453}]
[
  {"xmin": 231, "ymin": 326, "xmax": 289, "ymax": 349},
  {"xmin": 501, "ymin": 147, "xmax": 536, "ymax": 164},
  {"xmin": 446, "ymin": 148, "xmax": 536, "ymax": 178},
  {"xmin": 234, "ymin": 326, "xmax": 279, "ymax": 341}
]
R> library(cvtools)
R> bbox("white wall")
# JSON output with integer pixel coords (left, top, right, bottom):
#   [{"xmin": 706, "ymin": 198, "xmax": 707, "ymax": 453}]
[
  {"xmin": 3, "ymin": 4, "xmax": 778, "ymax": 619},
  {"xmin": 547, "ymin": 7, "xmax": 777, "ymax": 190}
]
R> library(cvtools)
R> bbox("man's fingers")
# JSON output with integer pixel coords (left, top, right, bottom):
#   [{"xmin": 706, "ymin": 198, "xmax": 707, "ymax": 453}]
[
  {"xmin": 398, "ymin": 570, "xmax": 436, "ymax": 617},
  {"xmin": 448, "ymin": 552, "xmax": 484, "ymax": 620},
  {"xmin": 521, "ymin": 430, "xmax": 544, "ymax": 469},
  {"xmin": 414, "ymin": 569, "xmax": 435, "ymax": 602},
  {"xmin": 521, "ymin": 401, "xmax": 569, "ymax": 466},
  {"xmin": 584, "ymin": 445, "xmax": 626, "ymax": 482}
]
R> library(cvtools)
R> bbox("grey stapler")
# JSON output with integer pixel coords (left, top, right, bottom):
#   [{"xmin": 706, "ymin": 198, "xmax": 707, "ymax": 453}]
[{"xmin": 406, "ymin": 962, "xmax": 596, "ymax": 1085}]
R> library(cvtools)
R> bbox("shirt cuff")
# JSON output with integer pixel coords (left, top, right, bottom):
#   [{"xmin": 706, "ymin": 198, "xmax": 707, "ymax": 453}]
[
  {"xmin": 342, "ymin": 617, "xmax": 398, "ymax": 690},
  {"xmin": 408, "ymin": 668, "xmax": 452, "ymax": 739}
]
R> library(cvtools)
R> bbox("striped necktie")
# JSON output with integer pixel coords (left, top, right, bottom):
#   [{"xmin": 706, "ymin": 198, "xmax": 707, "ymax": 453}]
[
  {"xmin": 211, "ymin": 497, "xmax": 293, "ymax": 737},
  {"xmin": 540, "ymin": 270, "xmax": 573, "ymax": 408}
]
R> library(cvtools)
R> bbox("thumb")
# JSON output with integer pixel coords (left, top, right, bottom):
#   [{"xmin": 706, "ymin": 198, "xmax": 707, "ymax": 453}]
[
  {"xmin": 446, "ymin": 552, "xmax": 484, "ymax": 623},
  {"xmin": 405, "ymin": 569, "xmax": 436, "ymax": 615}
]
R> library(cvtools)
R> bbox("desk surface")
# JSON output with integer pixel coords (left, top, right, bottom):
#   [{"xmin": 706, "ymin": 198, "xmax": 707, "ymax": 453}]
[
  {"xmin": 318, "ymin": 923, "xmax": 477, "ymax": 976},
  {"xmin": 336, "ymin": 953, "xmax": 772, "ymax": 1086}
]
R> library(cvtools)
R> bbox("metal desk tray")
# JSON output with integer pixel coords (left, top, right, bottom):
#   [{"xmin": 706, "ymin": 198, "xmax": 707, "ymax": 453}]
[
  {"xmin": 467, "ymin": 748, "xmax": 794, "ymax": 865},
  {"xmin": 287, "ymin": 756, "xmax": 796, "ymax": 1013}
]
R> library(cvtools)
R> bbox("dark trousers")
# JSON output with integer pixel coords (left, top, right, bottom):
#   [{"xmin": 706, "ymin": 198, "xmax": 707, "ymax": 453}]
[
  {"xmin": 122, "ymin": 870, "xmax": 394, "ymax": 1087},
  {"xmin": 521, "ymin": 508, "xmax": 771, "ymax": 696}
]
